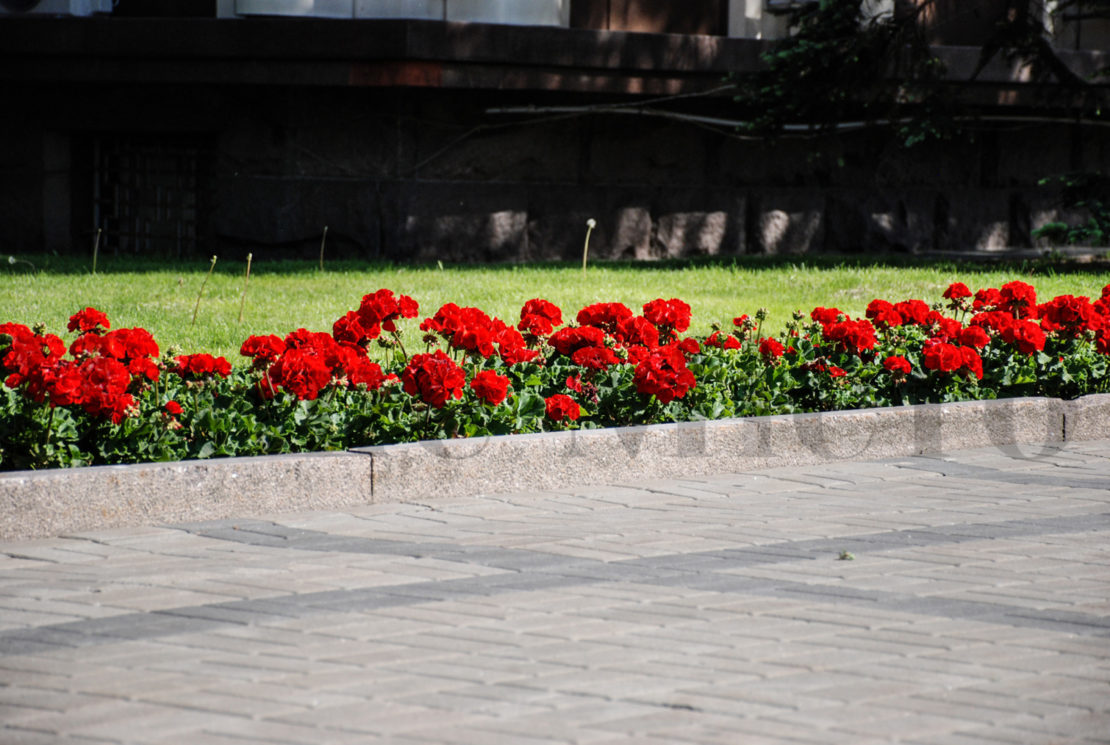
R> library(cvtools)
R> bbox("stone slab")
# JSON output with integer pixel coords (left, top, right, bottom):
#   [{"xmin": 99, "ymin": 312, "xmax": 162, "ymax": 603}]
[
  {"xmin": 0, "ymin": 452, "xmax": 372, "ymax": 542},
  {"xmin": 361, "ymin": 397, "xmax": 1067, "ymax": 502},
  {"xmin": 0, "ymin": 396, "xmax": 1101, "ymax": 541}
]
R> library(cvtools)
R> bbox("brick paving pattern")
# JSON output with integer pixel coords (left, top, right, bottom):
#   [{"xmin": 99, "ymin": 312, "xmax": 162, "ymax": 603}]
[{"xmin": 0, "ymin": 440, "xmax": 1108, "ymax": 744}]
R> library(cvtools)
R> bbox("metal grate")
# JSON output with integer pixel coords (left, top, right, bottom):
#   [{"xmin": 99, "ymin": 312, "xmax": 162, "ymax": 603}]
[{"xmin": 93, "ymin": 136, "xmax": 201, "ymax": 257}]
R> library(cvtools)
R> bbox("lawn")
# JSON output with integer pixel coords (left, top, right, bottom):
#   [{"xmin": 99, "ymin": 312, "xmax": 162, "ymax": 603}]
[{"xmin": 3, "ymin": 254, "xmax": 1109, "ymax": 360}]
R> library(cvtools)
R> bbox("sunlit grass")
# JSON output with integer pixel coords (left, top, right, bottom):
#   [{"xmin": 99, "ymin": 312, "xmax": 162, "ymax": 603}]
[{"xmin": 3, "ymin": 254, "xmax": 1108, "ymax": 360}]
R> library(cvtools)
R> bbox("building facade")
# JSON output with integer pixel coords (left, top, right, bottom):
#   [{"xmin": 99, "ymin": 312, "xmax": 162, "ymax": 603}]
[{"xmin": 1, "ymin": 0, "xmax": 1108, "ymax": 262}]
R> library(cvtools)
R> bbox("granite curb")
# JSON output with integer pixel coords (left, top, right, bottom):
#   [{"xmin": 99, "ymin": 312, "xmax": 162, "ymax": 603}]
[{"xmin": 2, "ymin": 394, "xmax": 1109, "ymax": 541}]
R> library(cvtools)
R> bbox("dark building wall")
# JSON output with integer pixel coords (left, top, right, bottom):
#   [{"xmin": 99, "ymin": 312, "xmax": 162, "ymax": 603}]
[{"xmin": 5, "ymin": 81, "xmax": 1109, "ymax": 263}]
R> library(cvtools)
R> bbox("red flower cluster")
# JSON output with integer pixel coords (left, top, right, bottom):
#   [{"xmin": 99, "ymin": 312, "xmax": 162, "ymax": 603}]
[
  {"xmin": 403, "ymin": 350, "xmax": 466, "ymax": 408},
  {"xmin": 1037, "ymin": 295, "xmax": 1103, "ymax": 338},
  {"xmin": 252, "ymin": 326, "xmax": 385, "ymax": 401},
  {"xmin": 470, "ymin": 370, "xmax": 510, "ymax": 406},
  {"xmin": 821, "ymin": 318, "xmax": 878, "ymax": 357},
  {"xmin": 642, "ymin": 298, "xmax": 691, "ymax": 341},
  {"xmin": 421, "ymin": 303, "xmax": 536, "ymax": 365},
  {"xmin": 922, "ymin": 340, "xmax": 983, "ymax": 380},
  {"xmin": 545, "ymin": 393, "xmax": 580, "ymax": 422},
  {"xmin": 174, "ymin": 353, "xmax": 231, "ymax": 380},
  {"xmin": 518, "ymin": 298, "xmax": 563, "ymax": 337},
  {"xmin": 634, "ymin": 346, "xmax": 696, "ymax": 403},
  {"xmin": 576, "ymin": 303, "xmax": 633, "ymax": 335},
  {"xmin": 0, "ymin": 310, "xmax": 156, "ymax": 423}
]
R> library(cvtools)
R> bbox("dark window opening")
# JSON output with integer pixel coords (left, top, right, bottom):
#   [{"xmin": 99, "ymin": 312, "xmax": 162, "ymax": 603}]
[{"xmin": 92, "ymin": 135, "xmax": 210, "ymax": 258}]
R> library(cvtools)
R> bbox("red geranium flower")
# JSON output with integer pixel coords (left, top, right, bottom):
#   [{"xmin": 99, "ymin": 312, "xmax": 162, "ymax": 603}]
[
  {"xmin": 266, "ymin": 347, "xmax": 331, "ymax": 400},
  {"xmin": 402, "ymin": 350, "xmax": 466, "ymax": 408},
  {"xmin": 470, "ymin": 370, "xmax": 510, "ymax": 406},
  {"xmin": 164, "ymin": 400, "xmax": 183, "ymax": 416},
  {"xmin": 518, "ymin": 298, "xmax": 563, "ymax": 337},
  {"xmin": 943, "ymin": 282, "xmax": 972, "ymax": 301},
  {"xmin": 633, "ymin": 346, "xmax": 696, "ymax": 403},
  {"xmin": 999, "ymin": 281, "xmax": 1037, "ymax": 319},
  {"xmin": 1037, "ymin": 295, "xmax": 1102, "ymax": 338},
  {"xmin": 883, "ymin": 355, "xmax": 912, "ymax": 375},
  {"xmin": 240, "ymin": 335, "xmax": 286, "ymax": 367},
  {"xmin": 571, "ymin": 345, "xmax": 620, "ymax": 371},
  {"xmin": 614, "ymin": 316, "xmax": 660, "ymax": 349},
  {"xmin": 865, "ymin": 300, "xmax": 903, "ymax": 328},
  {"xmin": 759, "ymin": 337, "xmax": 784, "ymax": 359},
  {"xmin": 822, "ymin": 319, "xmax": 877, "ymax": 356},
  {"xmin": 811, "ymin": 307, "xmax": 844, "ymax": 325},
  {"xmin": 549, "ymin": 325, "xmax": 606, "ymax": 357},
  {"xmin": 174, "ymin": 353, "xmax": 232, "ymax": 380},
  {"xmin": 67, "ymin": 307, "xmax": 111, "ymax": 334},
  {"xmin": 576, "ymin": 303, "xmax": 633, "ymax": 335},
  {"xmin": 545, "ymin": 393, "xmax": 580, "ymax": 422},
  {"xmin": 705, "ymin": 331, "xmax": 741, "ymax": 350},
  {"xmin": 1001, "ymin": 319, "xmax": 1047, "ymax": 356},
  {"xmin": 893, "ymin": 300, "xmax": 930, "ymax": 326},
  {"xmin": 957, "ymin": 326, "xmax": 991, "ymax": 349},
  {"xmin": 642, "ymin": 298, "xmax": 691, "ymax": 341}
]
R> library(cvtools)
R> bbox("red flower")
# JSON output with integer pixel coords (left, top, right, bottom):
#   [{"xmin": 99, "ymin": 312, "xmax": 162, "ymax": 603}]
[
  {"xmin": 759, "ymin": 337, "xmax": 784, "ymax": 359},
  {"xmin": 41, "ymin": 360, "xmax": 85, "ymax": 407},
  {"xmin": 822, "ymin": 319, "xmax": 877, "ymax": 356},
  {"xmin": 614, "ymin": 316, "xmax": 660, "ymax": 349},
  {"xmin": 893, "ymin": 300, "xmax": 930, "ymax": 326},
  {"xmin": 164, "ymin": 400, "xmax": 183, "ymax": 416},
  {"xmin": 705, "ymin": 331, "xmax": 741, "ymax": 350},
  {"xmin": 828, "ymin": 365, "xmax": 847, "ymax": 378},
  {"xmin": 676, "ymin": 338, "xmax": 701, "ymax": 356},
  {"xmin": 470, "ymin": 370, "xmax": 510, "ymax": 406},
  {"xmin": 999, "ymin": 281, "xmax": 1037, "ymax": 319},
  {"xmin": 566, "ymin": 374, "xmax": 583, "ymax": 393},
  {"xmin": 571, "ymin": 345, "xmax": 620, "ymax": 371},
  {"xmin": 174, "ymin": 353, "xmax": 232, "ymax": 380},
  {"xmin": 642, "ymin": 298, "xmax": 692, "ymax": 340},
  {"xmin": 518, "ymin": 298, "xmax": 563, "ymax": 336},
  {"xmin": 922, "ymin": 340, "xmax": 981, "ymax": 378},
  {"xmin": 960, "ymin": 346, "xmax": 983, "ymax": 380},
  {"xmin": 67, "ymin": 307, "xmax": 111, "ymax": 334},
  {"xmin": 1001, "ymin": 319, "xmax": 1047, "ymax": 356},
  {"xmin": 545, "ymin": 393, "xmax": 580, "ymax": 422},
  {"xmin": 957, "ymin": 326, "xmax": 991, "ymax": 349},
  {"xmin": 357, "ymin": 288, "xmax": 418, "ymax": 335},
  {"xmin": 865, "ymin": 300, "xmax": 903, "ymax": 328},
  {"xmin": 943, "ymin": 282, "xmax": 972, "ymax": 301},
  {"xmin": 267, "ymin": 347, "xmax": 331, "ymax": 400},
  {"xmin": 633, "ymin": 346, "xmax": 696, "ymax": 403},
  {"xmin": 732, "ymin": 314, "xmax": 750, "ymax": 328},
  {"xmin": 811, "ymin": 307, "xmax": 844, "ymax": 325},
  {"xmin": 1037, "ymin": 295, "xmax": 1102, "ymax": 338},
  {"xmin": 402, "ymin": 350, "xmax": 466, "ymax": 408},
  {"xmin": 922, "ymin": 340, "xmax": 963, "ymax": 373},
  {"xmin": 332, "ymin": 311, "xmax": 372, "ymax": 346},
  {"xmin": 549, "ymin": 325, "xmax": 606, "ymax": 357},
  {"xmin": 973, "ymin": 287, "xmax": 1003, "ymax": 312},
  {"xmin": 883, "ymin": 355, "xmax": 911, "ymax": 375},
  {"xmin": 576, "ymin": 303, "xmax": 633, "ymax": 335},
  {"xmin": 240, "ymin": 335, "xmax": 286, "ymax": 367}
]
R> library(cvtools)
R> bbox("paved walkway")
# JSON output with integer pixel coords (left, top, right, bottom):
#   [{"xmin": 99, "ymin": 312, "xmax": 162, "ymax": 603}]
[{"xmin": 1, "ymin": 440, "xmax": 1108, "ymax": 745}]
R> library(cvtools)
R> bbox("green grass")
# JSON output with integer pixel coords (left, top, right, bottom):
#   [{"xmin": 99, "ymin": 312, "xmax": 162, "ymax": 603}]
[{"xmin": 3, "ymin": 254, "xmax": 1109, "ymax": 360}]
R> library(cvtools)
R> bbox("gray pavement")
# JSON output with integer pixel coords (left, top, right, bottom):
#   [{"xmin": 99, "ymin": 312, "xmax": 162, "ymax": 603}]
[{"xmin": 1, "ymin": 440, "xmax": 1108, "ymax": 744}]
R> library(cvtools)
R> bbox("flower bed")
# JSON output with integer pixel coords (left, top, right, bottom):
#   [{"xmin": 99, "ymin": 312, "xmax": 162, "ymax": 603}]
[{"xmin": 2, "ymin": 281, "xmax": 1109, "ymax": 471}]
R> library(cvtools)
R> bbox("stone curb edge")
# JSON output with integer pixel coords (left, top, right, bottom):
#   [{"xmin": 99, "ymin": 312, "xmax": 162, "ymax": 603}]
[{"xmin": 2, "ymin": 395, "xmax": 1109, "ymax": 541}]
